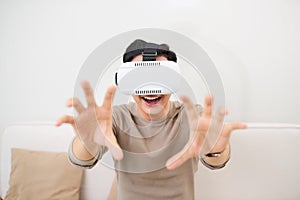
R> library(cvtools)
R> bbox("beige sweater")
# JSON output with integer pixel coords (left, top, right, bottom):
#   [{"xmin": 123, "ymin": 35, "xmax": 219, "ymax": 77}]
[{"xmin": 69, "ymin": 102, "xmax": 203, "ymax": 200}]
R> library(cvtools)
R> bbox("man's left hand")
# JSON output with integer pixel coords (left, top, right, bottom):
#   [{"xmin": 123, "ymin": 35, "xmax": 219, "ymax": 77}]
[{"xmin": 166, "ymin": 94, "xmax": 247, "ymax": 170}]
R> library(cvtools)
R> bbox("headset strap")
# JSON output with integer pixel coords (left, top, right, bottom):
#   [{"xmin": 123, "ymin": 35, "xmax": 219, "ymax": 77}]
[{"xmin": 142, "ymin": 48, "xmax": 157, "ymax": 61}]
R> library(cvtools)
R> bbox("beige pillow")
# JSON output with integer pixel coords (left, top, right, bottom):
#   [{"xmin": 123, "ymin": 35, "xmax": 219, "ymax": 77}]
[{"xmin": 5, "ymin": 148, "xmax": 83, "ymax": 200}]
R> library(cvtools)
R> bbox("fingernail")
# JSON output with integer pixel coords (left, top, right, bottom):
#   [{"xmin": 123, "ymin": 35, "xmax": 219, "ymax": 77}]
[
  {"xmin": 66, "ymin": 101, "xmax": 71, "ymax": 107},
  {"xmin": 166, "ymin": 159, "xmax": 176, "ymax": 169},
  {"xmin": 81, "ymin": 80, "xmax": 89, "ymax": 88},
  {"xmin": 225, "ymin": 108, "xmax": 229, "ymax": 115},
  {"xmin": 166, "ymin": 162, "xmax": 175, "ymax": 170}
]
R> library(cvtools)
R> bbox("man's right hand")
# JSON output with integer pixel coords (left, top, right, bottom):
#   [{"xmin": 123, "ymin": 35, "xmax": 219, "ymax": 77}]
[{"xmin": 55, "ymin": 80, "xmax": 123, "ymax": 161}]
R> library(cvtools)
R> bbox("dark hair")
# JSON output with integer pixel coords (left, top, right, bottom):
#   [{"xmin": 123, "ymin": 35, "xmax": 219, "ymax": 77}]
[{"xmin": 123, "ymin": 39, "xmax": 177, "ymax": 63}]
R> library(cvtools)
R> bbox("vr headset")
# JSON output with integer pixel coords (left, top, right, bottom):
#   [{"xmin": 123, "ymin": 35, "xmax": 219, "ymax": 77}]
[
  {"xmin": 115, "ymin": 60, "xmax": 181, "ymax": 95},
  {"xmin": 115, "ymin": 48, "xmax": 181, "ymax": 95}
]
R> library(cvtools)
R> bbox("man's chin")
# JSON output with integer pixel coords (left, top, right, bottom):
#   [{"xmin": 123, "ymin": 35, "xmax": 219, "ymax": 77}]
[{"xmin": 142, "ymin": 104, "xmax": 166, "ymax": 120}]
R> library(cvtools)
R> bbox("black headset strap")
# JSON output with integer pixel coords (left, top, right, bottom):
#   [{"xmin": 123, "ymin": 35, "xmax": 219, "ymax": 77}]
[{"xmin": 142, "ymin": 48, "xmax": 157, "ymax": 61}]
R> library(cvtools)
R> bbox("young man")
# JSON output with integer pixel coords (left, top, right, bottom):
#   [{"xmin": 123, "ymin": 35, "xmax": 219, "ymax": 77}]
[{"xmin": 56, "ymin": 39, "xmax": 247, "ymax": 200}]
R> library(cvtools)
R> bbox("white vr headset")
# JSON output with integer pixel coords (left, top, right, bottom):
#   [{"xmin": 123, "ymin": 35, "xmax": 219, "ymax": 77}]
[{"xmin": 115, "ymin": 61, "xmax": 182, "ymax": 95}]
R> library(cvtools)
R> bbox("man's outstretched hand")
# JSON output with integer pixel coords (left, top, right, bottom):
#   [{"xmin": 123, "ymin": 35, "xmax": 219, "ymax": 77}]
[
  {"xmin": 166, "ymin": 95, "xmax": 247, "ymax": 170},
  {"xmin": 56, "ymin": 80, "xmax": 123, "ymax": 160}
]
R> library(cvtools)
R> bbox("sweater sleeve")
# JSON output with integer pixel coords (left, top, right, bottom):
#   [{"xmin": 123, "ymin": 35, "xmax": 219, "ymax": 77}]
[{"xmin": 68, "ymin": 137, "xmax": 108, "ymax": 169}]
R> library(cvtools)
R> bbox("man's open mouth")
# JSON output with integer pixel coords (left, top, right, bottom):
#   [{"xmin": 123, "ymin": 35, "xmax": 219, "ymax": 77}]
[{"xmin": 141, "ymin": 96, "xmax": 162, "ymax": 105}]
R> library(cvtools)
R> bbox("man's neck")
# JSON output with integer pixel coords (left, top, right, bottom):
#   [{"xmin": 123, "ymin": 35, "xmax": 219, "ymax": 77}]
[{"xmin": 138, "ymin": 102, "xmax": 171, "ymax": 121}]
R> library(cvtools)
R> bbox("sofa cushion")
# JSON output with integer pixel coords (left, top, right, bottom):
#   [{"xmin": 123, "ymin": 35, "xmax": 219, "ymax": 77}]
[{"xmin": 4, "ymin": 148, "xmax": 83, "ymax": 200}]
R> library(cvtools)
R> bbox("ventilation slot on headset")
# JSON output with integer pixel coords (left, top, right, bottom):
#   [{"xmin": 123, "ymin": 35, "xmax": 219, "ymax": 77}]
[
  {"xmin": 135, "ymin": 89, "xmax": 162, "ymax": 95},
  {"xmin": 134, "ymin": 62, "xmax": 161, "ymax": 67}
]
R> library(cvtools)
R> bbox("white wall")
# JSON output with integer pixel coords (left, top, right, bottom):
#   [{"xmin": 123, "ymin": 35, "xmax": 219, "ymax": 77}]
[{"xmin": 0, "ymin": 0, "xmax": 299, "ymax": 134}]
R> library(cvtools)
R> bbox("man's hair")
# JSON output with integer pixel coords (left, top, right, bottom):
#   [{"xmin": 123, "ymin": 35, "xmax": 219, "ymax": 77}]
[{"xmin": 123, "ymin": 39, "xmax": 177, "ymax": 63}]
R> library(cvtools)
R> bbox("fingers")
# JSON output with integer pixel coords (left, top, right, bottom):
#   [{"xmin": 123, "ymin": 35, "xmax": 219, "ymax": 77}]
[
  {"xmin": 180, "ymin": 95, "xmax": 199, "ymax": 122},
  {"xmin": 222, "ymin": 121, "xmax": 247, "ymax": 138},
  {"xmin": 103, "ymin": 128, "xmax": 123, "ymax": 160},
  {"xmin": 93, "ymin": 124, "xmax": 123, "ymax": 161},
  {"xmin": 102, "ymin": 85, "xmax": 117, "ymax": 110},
  {"xmin": 106, "ymin": 139, "xmax": 124, "ymax": 160},
  {"xmin": 208, "ymin": 121, "xmax": 247, "ymax": 153},
  {"xmin": 201, "ymin": 107, "xmax": 227, "ymax": 153},
  {"xmin": 214, "ymin": 106, "xmax": 227, "ymax": 124},
  {"xmin": 81, "ymin": 80, "xmax": 96, "ymax": 107},
  {"xmin": 166, "ymin": 138, "xmax": 199, "ymax": 170},
  {"xmin": 202, "ymin": 94, "xmax": 213, "ymax": 117},
  {"xmin": 230, "ymin": 121, "xmax": 247, "ymax": 130},
  {"xmin": 205, "ymin": 107, "xmax": 227, "ymax": 139},
  {"xmin": 100, "ymin": 131, "xmax": 123, "ymax": 160},
  {"xmin": 166, "ymin": 149, "xmax": 190, "ymax": 170},
  {"xmin": 66, "ymin": 98, "xmax": 85, "ymax": 113},
  {"xmin": 55, "ymin": 115, "xmax": 75, "ymax": 126}
]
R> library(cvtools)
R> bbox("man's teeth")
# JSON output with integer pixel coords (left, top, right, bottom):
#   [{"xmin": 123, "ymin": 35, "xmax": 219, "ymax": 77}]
[
  {"xmin": 144, "ymin": 96, "xmax": 159, "ymax": 100},
  {"xmin": 142, "ymin": 96, "xmax": 161, "ymax": 102}
]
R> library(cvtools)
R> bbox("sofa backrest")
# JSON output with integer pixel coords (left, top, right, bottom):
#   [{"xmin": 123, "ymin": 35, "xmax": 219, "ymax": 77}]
[{"xmin": 0, "ymin": 123, "xmax": 115, "ymax": 200}]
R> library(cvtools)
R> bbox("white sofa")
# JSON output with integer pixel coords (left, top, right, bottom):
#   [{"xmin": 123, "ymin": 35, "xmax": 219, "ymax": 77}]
[
  {"xmin": 0, "ymin": 123, "xmax": 115, "ymax": 200},
  {"xmin": 1, "ymin": 123, "xmax": 300, "ymax": 200}
]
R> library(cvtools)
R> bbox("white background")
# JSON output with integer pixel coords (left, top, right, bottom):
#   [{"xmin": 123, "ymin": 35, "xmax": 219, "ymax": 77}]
[{"xmin": 0, "ymin": 0, "xmax": 300, "ymax": 199}]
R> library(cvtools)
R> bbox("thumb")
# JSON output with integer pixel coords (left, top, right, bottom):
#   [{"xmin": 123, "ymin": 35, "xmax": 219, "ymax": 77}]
[{"xmin": 105, "ymin": 136, "xmax": 124, "ymax": 160}]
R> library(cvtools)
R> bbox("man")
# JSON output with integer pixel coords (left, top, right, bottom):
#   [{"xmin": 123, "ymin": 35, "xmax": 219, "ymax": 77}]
[{"xmin": 56, "ymin": 39, "xmax": 247, "ymax": 199}]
